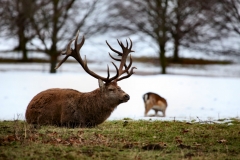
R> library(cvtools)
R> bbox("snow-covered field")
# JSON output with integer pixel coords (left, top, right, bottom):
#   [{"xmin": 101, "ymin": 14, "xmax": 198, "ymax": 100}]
[{"xmin": 1, "ymin": 63, "xmax": 240, "ymax": 122}]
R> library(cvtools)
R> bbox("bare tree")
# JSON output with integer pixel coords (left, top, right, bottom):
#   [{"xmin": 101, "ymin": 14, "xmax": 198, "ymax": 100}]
[
  {"xmin": 169, "ymin": 0, "xmax": 219, "ymax": 62},
  {"xmin": 106, "ymin": 0, "xmax": 171, "ymax": 74},
  {"xmin": 209, "ymin": 0, "xmax": 240, "ymax": 57},
  {"xmin": 105, "ymin": 0, "xmax": 231, "ymax": 73},
  {"xmin": 29, "ymin": 0, "xmax": 99, "ymax": 73},
  {"xmin": 0, "ymin": 0, "xmax": 40, "ymax": 61}
]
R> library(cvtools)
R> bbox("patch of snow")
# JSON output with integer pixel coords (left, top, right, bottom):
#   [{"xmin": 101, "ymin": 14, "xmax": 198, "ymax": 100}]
[{"xmin": 0, "ymin": 64, "xmax": 240, "ymax": 121}]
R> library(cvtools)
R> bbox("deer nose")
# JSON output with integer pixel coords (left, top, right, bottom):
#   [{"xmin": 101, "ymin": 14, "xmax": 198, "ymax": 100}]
[{"xmin": 124, "ymin": 94, "xmax": 130, "ymax": 100}]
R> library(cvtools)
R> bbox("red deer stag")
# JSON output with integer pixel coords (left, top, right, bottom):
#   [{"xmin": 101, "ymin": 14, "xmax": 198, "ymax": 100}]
[
  {"xmin": 25, "ymin": 31, "xmax": 136, "ymax": 127},
  {"xmin": 143, "ymin": 92, "xmax": 167, "ymax": 117}
]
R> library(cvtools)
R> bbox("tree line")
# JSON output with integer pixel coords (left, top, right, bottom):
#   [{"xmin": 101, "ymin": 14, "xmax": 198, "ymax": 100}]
[{"xmin": 0, "ymin": 0, "xmax": 239, "ymax": 74}]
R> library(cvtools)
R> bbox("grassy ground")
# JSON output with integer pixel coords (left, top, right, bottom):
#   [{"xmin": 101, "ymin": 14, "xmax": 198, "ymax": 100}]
[{"xmin": 0, "ymin": 118, "xmax": 240, "ymax": 160}]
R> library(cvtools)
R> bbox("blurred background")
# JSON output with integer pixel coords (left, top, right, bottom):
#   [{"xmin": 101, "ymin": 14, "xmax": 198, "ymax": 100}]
[
  {"xmin": 0, "ymin": 0, "xmax": 239, "ymax": 75},
  {"xmin": 0, "ymin": 0, "xmax": 240, "ymax": 120}
]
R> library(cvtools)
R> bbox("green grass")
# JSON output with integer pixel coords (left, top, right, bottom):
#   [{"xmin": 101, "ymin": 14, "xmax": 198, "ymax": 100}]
[{"xmin": 0, "ymin": 119, "xmax": 240, "ymax": 160}]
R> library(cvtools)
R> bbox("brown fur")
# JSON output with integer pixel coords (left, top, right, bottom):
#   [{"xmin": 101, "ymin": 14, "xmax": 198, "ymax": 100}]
[
  {"xmin": 25, "ymin": 81, "xmax": 129, "ymax": 127},
  {"xmin": 143, "ymin": 92, "xmax": 167, "ymax": 117}
]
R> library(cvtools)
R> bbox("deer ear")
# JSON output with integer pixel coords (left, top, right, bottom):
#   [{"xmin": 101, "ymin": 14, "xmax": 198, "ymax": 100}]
[{"xmin": 98, "ymin": 79, "xmax": 105, "ymax": 91}]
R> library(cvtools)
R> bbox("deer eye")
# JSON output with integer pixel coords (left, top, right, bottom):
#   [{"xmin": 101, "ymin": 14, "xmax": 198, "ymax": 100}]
[{"xmin": 108, "ymin": 88, "xmax": 115, "ymax": 92}]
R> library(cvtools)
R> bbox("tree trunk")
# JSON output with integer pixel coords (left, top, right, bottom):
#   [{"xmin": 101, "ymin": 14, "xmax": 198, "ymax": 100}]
[
  {"xmin": 159, "ymin": 45, "xmax": 166, "ymax": 74},
  {"xmin": 50, "ymin": 54, "xmax": 58, "ymax": 73},
  {"xmin": 15, "ymin": 39, "xmax": 28, "ymax": 62},
  {"xmin": 49, "ymin": 0, "xmax": 59, "ymax": 74},
  {"xmin": 173, "ymin": 38, "xmax": 180, "ymax": 62},
  {"xmin": 16, "ymin": 26, "xmax": 29, "ymax": 62},
  {"xmin": 21, "ymin": 40, "xmax": 28, "ymax": 61}
]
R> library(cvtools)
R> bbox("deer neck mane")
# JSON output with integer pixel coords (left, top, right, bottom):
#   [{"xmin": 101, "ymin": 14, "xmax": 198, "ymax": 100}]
[{"xmin": 81, "ymin": 89, "xmax": 118, "ymax": 109}]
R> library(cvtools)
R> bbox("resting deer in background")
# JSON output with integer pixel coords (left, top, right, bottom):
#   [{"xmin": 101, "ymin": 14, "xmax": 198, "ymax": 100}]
[
  {"xmin": 25, "ymin": 31, "xmax": 136, "ymax": 127},
  {"xmin": 143, "ymin": 92, "xmax": 168, "ymax": 117}
]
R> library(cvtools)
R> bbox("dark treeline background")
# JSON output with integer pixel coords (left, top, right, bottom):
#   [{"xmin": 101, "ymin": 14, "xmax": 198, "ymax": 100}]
[{"xmin": 0, "ymin": 0, "xmax": 239, "ymax": 73}]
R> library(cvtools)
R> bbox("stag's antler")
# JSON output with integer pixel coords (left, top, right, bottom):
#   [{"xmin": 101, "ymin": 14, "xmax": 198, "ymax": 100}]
[
  {"xmin": 55, "ymin": 30, "xmax": 119, "ymax": 83},
  {"xmin": 106, "ymin": 39, "xmax": 137, "ymax": 82},
  {"xmin": 55, "ymin": 30, "xmax": 136, "ymax": 83}
]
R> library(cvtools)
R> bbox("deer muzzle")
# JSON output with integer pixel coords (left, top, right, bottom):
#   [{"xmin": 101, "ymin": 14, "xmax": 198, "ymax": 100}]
[{"xmin": 120, "ymin": 94, "xmax": 130, "ymax": 103}]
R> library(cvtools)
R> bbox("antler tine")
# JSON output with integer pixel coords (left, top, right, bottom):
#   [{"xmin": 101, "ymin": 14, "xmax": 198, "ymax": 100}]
[
  {"xmin": 117, "ymin": 40, "xmax": 124, "ymax": 56},
  {"xmin": 117, "ymin": 66, "xmax": 137, "ymax": 81},
  {"xmin": 55, "ymin": 31, "xmax": 83, "ymax": 69},
  {"xmin": 109, "ymin": 52, "xmax": 121, "ymax": 61},
  {"xmin": 106, "ymin": 62, "xmax": 119, "ymax": 82},
  {"xmin": 106, "ymin": 65, "xmax": 110, "ymax": 80},
  {"xmin": 125, "ymin": 39, "xmax": 128, "ymax": 49},
  {"xmin": 55, "ymin": 38, "xmax": 75, "ymax": 69},
  {"xmin": 128, "ymin": 38, "xmax": 133, "ymax": 50},
  {"xmin": 62, "ymin": 38, "xmax": 75, "ymax": 55},
  {"xmin": 124, "ymin": 54, "xmax": 133, "ymax": 73},
  {"xmin": 75, "ymin": 30, "xmax": 85, "ymax": 57},
  {"xmin": 106, "ymin": 40, "xmax": 122, "ymax": 56},
  {"xmin": 55, "ymin": 55, "xmax": 69, "ymax": 69}
]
